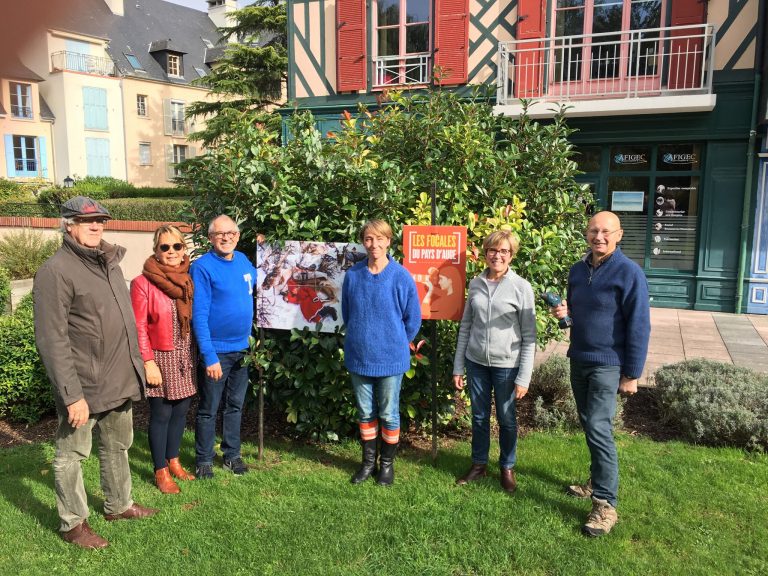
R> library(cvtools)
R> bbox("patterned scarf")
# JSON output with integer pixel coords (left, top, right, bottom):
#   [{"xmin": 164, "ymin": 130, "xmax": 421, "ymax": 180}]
[{"xmin": 142, "ymin": 255, "xmax": 194, "ymax": 337}]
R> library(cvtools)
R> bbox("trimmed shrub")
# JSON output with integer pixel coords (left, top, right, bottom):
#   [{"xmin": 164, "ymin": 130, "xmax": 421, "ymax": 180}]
[
  {"xmin": 0, "ymin": 266, "xmax": 10, "ymax": 313},
  {"xmin": 0, "ymin": 296, "xmax": 54, "ymax": 423},
  {"xmin": 100, "ymin": 198, "xmax": 189, "ymax": 221},
  {"xmin": 108, "ymin": 186, "xmax": 192, "ymax": 199},
  {"xmin": 0, "ymin": 230, "xmax": 61, "ymax": 280},
  {"xmin": 654, "ymin": 359, "xmax": 768, "ymax": 451}
]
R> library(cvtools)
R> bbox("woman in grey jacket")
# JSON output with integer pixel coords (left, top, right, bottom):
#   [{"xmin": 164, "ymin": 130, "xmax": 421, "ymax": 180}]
[{"xmin": 452, "ymin": 230, "xmax": 537, "ymax": 493}]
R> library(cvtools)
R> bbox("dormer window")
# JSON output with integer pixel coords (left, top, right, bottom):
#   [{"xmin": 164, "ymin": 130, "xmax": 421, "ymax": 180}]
[
  {"xmin": 167, "ymin": 54, "xmax": 181, "ymax": 77},
  {"xmin": 149, "ymin": 40, "xmax": 187, "ymax": 79}
]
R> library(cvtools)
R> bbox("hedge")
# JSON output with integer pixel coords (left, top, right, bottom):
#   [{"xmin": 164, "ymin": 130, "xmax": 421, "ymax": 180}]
[{"xmin": 0, "ymin": 199, "xmax": 189, "ymax": 221}]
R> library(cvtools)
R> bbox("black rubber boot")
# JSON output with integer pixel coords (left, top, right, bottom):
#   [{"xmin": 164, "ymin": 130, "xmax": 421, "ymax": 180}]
[
  {"xmin": 350, "ymin": 439, "xmax": 378, "ymax": 484},
  {"xmin": 377, "ymin": 442, "xmax": 398, "ymax": 486}
]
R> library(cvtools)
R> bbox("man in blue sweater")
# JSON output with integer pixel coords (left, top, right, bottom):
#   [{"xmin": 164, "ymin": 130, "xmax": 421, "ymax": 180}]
[
  {"xmin": 191, "ymin": 215, "xmax": 258, "ymax": 479},
  {"xmin": 551, "ymin": 211, "xmax": 650, "ymax": 537}
]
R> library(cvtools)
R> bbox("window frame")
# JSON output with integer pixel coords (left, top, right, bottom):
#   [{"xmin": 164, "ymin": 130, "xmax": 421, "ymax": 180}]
[
  {"xmin": 373, "ymin": 0, "xmax": 432, "ymax": 88},
  {"xmin": 137, "ymin": 94, "xmax": 148, "ymax": 117},
  {"xmin": 170, "ymin": 100, "xmax": 186, "ymax": 135},
  {"xmin": 172, "ymin": 144, "xmax": 188, "ymax": 178},
  {"xmin": 139, "ymin": 142, "xmax": 152, "ymax": 166},
  {"xmin": 10, "ymin": 82, "xmax": 33, "ymax": 119},
  {"xmin": 167, "ymin": 54, "xmax": 182, "ymax": 77},
  {"xmin": 12, "ymin": 135, "xmax": 39, "ymax": 176}
]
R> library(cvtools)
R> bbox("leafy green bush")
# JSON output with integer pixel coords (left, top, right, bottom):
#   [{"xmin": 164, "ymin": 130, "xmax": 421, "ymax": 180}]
[
  {"xmin": 0, "ymin": 178, "xmax": 25, "ymax": 201},
  {"xmin": 108, "ymin": 186, "xmax": 192, "ymax": 199},
  {"xmin": 654, "ymin": 359, "xmax": 768, "ymax": 451},
  {"xmin": 0, "ymin": 230, "xmax": 60, "ymax": 279},
  {"xmin": 100, "ymin": 198, "xmax": 189, "ymax": 221},
  {"xmin": 0, "ymin": 297, "xmax": 54, "ymax": 423},
  {"xmin": 0, "ymin": 267, "xmax": 10, "ymax": 314}
]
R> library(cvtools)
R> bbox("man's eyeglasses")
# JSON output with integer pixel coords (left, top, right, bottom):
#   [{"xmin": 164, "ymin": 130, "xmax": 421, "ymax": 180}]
[
  {"xmin": 159, "ymin": 243, "xmax": 184, "ymax": 252},
  {"xmin": 73, "ymin": 217, "xmax": 108, "ymax": 226},
  {"xmin": 486, "ymin": 248, "xmax": 511, "ymax": 257},
  {"xmin": 210, "ymin": 231, "xmax": 239, "ymax": 239},
  {"xmin": 586, "ymin": 228, "xmax": 621, "ymax": 238}
]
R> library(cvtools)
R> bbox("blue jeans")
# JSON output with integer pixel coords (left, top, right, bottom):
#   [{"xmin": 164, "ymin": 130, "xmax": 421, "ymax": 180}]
[
  {"xmin": 570, "ymin": 359, "xmax": 621, "ymax": 507},
  {"xmin": 195, "ymin": 351, "xmax": 250, "ymax": 465},
  {"xmin": 466, "ymin": 359, "xmax": 520, "ymax": 470},
  {"xmin": 350, "ymin": 372, "xmax": 402, "ymax": 432}
]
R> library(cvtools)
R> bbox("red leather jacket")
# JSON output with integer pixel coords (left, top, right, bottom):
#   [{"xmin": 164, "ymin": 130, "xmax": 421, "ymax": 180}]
[{"xmin": 130, "ymin": 274, "xmax": 174, "ymax": 361}]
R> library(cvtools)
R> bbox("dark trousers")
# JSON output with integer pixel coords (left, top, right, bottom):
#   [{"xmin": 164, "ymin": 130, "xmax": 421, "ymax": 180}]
[{"xmin": 148, "ymin": 396, "xmax": 193, "ymax": 471}]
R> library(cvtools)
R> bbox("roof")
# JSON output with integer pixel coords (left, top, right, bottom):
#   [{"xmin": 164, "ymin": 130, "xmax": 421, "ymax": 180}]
[
  {"xmin": 39, "ymin": 94, "xmax": 55, "ymax": 120},
  {"xmin": 48, "ymin": 0, "xmax": 223, "ymax": 85},
  {"xmin": 0, "ymin": 57, "xmax": 44, "ymax": 82}
]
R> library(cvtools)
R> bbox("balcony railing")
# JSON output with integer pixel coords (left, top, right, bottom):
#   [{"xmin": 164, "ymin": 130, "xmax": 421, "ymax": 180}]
[
  {"xmin": 497, "ymin": 24, "xmax": 715, "ymax": 106},
  {"xmin": 374, "ymin": 53, "xmax": 431, "ymax": 87},
  {"xmin": 51, "ymin": 51, "xmax": 116, "ymax": 76}
]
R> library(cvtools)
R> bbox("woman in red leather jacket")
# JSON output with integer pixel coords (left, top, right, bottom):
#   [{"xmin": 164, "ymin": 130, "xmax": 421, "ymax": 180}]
[{"xmin": 130, "ymin": 225, "xmax": 197, "ymax": 494}]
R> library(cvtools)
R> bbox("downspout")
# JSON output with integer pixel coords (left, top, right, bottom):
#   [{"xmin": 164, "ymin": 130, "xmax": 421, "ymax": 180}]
[{"xmin": 735, "ymin": 0, "xmax": 766, "ymax": 313}]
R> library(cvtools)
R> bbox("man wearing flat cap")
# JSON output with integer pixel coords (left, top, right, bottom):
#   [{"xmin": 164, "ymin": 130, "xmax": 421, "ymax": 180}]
[{"xmin": 34, "ymin": 196, "xmax": 158, "ymax": 549}]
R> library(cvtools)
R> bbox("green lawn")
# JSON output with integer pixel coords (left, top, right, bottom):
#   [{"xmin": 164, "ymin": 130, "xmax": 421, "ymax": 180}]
[{"xmin": 0, "ymin": 431, "xmax": 766, "ymax": 576}]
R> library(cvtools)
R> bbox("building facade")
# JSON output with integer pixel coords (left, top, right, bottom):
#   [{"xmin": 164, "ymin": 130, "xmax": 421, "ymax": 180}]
[{"xmin": 283, "ymin": 0, "xmax": 765, "ymax": 313}]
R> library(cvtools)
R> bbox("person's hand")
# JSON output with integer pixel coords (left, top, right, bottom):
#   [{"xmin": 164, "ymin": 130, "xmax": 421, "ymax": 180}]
[
  {"xmin": 206, "ymin": 362, "xmax": 223, "ymax": 381},
  {"xmin": 619, "ymin": 375, "xmax": 638, "ymax": 396},
  {"xmin": 67, "ymin": 398, "xmax": 90, "ymax": 429},
  {"xmin": 550, "ymin": 299, "xmax": 569, "ymax": 320},
  {"xmin": 144, "ymin": 360, "xmax": 163, "ymax": 387},
  {"xmin": 453, "ymin": 374, "xmax": 465, "ymax": 391},
  {"xmin": 514, "ymin": 385, "xmax": 529, "ymax": 400}
]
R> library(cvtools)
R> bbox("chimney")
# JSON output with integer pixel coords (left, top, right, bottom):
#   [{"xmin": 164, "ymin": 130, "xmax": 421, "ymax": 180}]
[
  {"xmin": 104, "ymin": 0, "xmax": 124, "ymax": 16},
  {"xmin": 207, "ymin": 0, "xmax": 237, "ymax": 29}
]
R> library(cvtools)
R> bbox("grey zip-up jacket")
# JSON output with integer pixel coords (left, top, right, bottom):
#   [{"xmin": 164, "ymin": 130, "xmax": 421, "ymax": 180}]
[
  {"xmin": 452, "ymin": 268, "xmax": 537, "ymax": 388},
  {"xmin": 34, "ymin": 234, "xmax": 145, "ymax": 413}
]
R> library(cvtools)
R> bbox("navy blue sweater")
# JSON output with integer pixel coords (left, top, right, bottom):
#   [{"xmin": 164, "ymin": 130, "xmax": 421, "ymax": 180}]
[
  {"xmin": 566, "ymin": 247, "xmax": 650, "ymax": 379},
  {"xmin": 342, "ymin": 255, "xmax": 421, "ymax": 377}
]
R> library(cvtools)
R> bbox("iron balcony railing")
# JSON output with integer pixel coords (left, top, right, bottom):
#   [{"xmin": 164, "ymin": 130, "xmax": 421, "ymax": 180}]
[
  {"xmin": 51, "ymin": 51, "xmax": 116, "ymax": 76},
  {"xmin": 374, "ymin": 53, "xmax": 431, "ymax": 87},
  {"xmin": 497, "ymin": 24, "xmax": 715, "ymax": 105}
]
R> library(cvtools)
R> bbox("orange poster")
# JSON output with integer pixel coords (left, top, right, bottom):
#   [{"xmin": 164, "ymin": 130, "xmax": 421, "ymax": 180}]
[{"xmin": 402, "ymin": 225, "xmax": 467, "ymax": 321}]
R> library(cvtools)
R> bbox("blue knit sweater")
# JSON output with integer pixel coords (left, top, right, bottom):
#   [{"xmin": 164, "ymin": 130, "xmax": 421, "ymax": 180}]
[
  {"xmin": 191, "ymin": 251, "xmax": 257, "ymax": 367},
  {"xmin": 566, "ymin": 247, "xmax": 651, "ymax": 379},
  {"xmin": 342, "ymin": 255, "xmax": 421, "ymax": 377}
]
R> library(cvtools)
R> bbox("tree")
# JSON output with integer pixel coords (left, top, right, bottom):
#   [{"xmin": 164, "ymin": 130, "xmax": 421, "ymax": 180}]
[
  {"xmin": 180, "ymin": 87, "xmax": 592, "ymax": 439},
  {"xmin": 188, "ymin": 0, "xmax": 287, "ymax": 146}
]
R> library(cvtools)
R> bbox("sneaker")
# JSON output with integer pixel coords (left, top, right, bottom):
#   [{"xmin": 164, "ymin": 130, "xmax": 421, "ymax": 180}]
[
  {"xmin": 582, "ymin": 497, "xmax": 618, "ymax": 537},
  {"xmin": 223, "ymin": 457, "xmax": 248, "ymax": 475},
  {"xmin": 195, "ymin": 464, "xmax": 214, "ymax": 480},
  {"xmin": 566, "ymin": 478, "xmax": 593, "ymax": 499}
]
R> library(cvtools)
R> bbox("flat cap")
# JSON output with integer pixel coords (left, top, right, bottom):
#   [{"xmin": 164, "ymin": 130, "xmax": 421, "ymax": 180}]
[{"xmin": 60, "ymin": 196, "xmax": 112, "ymax": 219}]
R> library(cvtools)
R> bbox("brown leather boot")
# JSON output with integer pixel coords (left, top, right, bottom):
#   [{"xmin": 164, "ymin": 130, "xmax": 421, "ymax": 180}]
[
  {"xmin": 500, "ymin": 468, "xmax": 517, "ymax": 493},
  {"xmin": 167, "ymin": 457, "xmax": 196, "ymax": 481},
  {"xmin": 456, "ymin": 463, "xmax": 487, "ymax": 485},
  {"xmin": 154, "ymin": 467, "xmax": 180, "ymax": 494},
  {"xmin": 61, "ymin": 520, "xmax": 109, "ymax": 549}
]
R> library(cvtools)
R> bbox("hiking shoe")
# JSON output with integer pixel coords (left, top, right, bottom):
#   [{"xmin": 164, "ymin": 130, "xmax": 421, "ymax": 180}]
[
  {"xmin": 566, "ymin": 478, "xmax": 593, "ymax": 499},
  {"xmin": 195, "ymin": 464, "xmax": 214, "ymax": 480},
  {"xmin": 582, "ymin": 497, "xmax": 618, "ymax": 537},
  {"xmin": 223, "ymin": 457, "xmax": 249, "ymax": 475}
]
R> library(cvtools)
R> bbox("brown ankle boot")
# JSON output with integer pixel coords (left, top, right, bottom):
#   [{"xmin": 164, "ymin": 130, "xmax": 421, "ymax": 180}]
[
  {"xmin": 456, "ymin": 463, "xmax": 487, "ymax": 485},
  {"xmin": 155, "ymin": 467, "xmax": 180, "ymax": 494},
  {"xmin": 500, "ymin": 468, "xmax": 517, "ymax": 493},
  {"xmin": 167, "ymin": 457, "xmax": 195, "ymax": 481}
]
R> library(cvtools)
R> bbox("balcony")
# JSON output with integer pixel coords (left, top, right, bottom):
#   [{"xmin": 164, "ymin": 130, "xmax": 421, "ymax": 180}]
[
  {"xmin": 495, "ymin": 24, "xmax": 716, "ymax": 118},
  {"xmin": 51, "ymin": 51, "xmax": 115, "ymax": 76},
  {"xmin": 373, "ymin": 53, "xmax": 431, "ymax": 88}
]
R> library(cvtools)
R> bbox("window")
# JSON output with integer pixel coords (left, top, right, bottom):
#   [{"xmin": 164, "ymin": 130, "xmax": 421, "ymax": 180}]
[
  {"xmin": 164, "ymin": 100, "xmax": 187, "ymax": 136},
  {"xmin": 137, "ymin": 94, "xmax": 147, "ymax": 117},
  {"xmin": 4, "ymin": 134, "xmax": 47, "ymax": 178},
  {"xmin": 85, "ymin": 137, "xmax": 111, "ymax": 176},
  {"xmin": 10, "ymin": 83, "xmax": 33, "ymax": 119},
  {"xmin": 125, "ymin": 53, "xmax": 144, "ymax": 71},
  {"xmin": 195, "ymin": 67, "xmax": 208, "ymax": 78},
  {"xmin": 83, "ymin": 87, "xmax": 108, "ymax": 130},
  {"xmin": 139, "ymin": 142, "xmax": 152, "ymax": 165},
  {"xmin": 374, "ymin": 0, "xmax": 431, "ymax": 86},
  {"xmin": 167, "ymin": 144, "xmax": 190, "ymax": 179},
  {"xmin": 167, "ymin": 54, "xmax": 181, "ymax": 77}
]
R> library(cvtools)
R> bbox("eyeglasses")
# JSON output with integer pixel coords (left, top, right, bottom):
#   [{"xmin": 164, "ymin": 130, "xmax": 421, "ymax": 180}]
[
  {"xmin": 586, "ymin": 228, "xmax": 621, "ymax": 238},
  {"xmin": 158, "ymin": 243, "xmax": 184, "ymax": 252},
  {"xmin": 74, "ymin": 217, "xmax": 108, "ymax": 226},
  {"xmin": 486, "ymin": 248, "xmax": 511, "ymax": 257},
  {"xmin": 210, "ymin": 231, "xmax": 239, "ymax": 239}
]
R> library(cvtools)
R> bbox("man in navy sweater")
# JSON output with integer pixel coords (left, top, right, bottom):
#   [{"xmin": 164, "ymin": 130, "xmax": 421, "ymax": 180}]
[
  {"xmin": 551, "ymin": 211, "xmax": 650, "ymax": 537},
  {"xmin": 191, "ymin": 215, "xmax": 258, "ymax": 479}
]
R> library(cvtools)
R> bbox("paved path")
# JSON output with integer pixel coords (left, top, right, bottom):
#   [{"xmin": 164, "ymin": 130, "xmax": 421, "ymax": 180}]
[{"xmin": 535, "ymin": 308, "xmax": 768, "ymax": 386}]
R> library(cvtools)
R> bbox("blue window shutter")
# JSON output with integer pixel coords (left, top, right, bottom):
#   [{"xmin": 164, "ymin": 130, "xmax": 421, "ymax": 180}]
[
  {"xmin": 4, "ymin": 134, "xmax": 16, "ymax": 178},
  {"xmin": 83, "ymin": 87, "xmax": 108, "ymax": 130},
  {"xmin": 39, "ymin": 136, "xmax": 48, "ymax": 178},
  {"xmin": 86, "ymin": 137, "xmax": 110, "ymax": 176}
]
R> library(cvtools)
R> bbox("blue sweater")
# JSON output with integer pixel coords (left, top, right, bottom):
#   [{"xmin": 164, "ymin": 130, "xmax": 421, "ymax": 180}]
[
  {"xmin": 342, "ymin": 255, "xmax": 422, "ymax": 377},
  {"xmin": 566, "ymin": 247, "xmax": 651, "ymax": 379},
  {"xmin": 191, "ymin": 251, "xmax": 257, "ymax": 366}
]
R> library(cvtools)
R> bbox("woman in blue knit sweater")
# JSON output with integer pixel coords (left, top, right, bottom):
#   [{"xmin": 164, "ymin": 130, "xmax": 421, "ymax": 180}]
[
  {"xmin": 342, "ymin": 220, "xmax": 421, "ymax": 486},
  {"xmin": 452, "ymin": 230, "xmax": 537, "ymax": 493}
]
